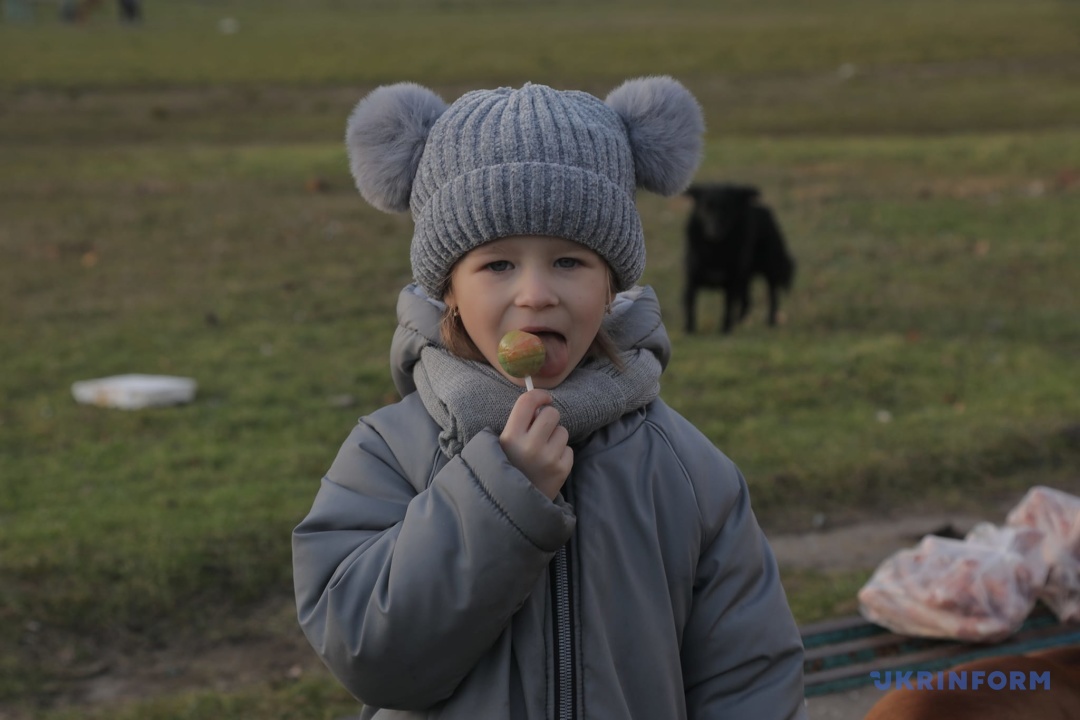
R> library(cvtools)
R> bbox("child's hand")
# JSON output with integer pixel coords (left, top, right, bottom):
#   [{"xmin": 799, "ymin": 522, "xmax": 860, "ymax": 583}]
[{"xmin": 499, "ymin": 390, "xmax": 573, "ymax": 501}]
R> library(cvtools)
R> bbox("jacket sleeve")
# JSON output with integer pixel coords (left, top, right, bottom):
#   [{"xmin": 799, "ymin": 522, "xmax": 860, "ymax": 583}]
[
  {"xmin": 680, "ymin": 451, "xmax": 807, "ymax": 720},
  {"xmin": 292, "ymin": 417, "xmax": 576, "ymax": 710}
]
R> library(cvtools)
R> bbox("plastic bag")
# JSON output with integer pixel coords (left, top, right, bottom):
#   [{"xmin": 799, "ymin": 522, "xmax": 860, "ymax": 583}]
[
  {"xmin": 857, "ymin": 532, "xmax": 1045, "ymax": 643},
  {"xmin": 965, "ymin": 521, "xmax": 1048, "ymax": 582},
  {"xmin": 1006, "ymin": 486, "xmax": 1080, "ymax": 622}
]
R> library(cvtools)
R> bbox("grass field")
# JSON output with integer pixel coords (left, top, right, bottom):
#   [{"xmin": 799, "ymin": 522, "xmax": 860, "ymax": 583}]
[{"xmin": 2, "ymin": 0, "xmax": 1079, "ymax": 716}]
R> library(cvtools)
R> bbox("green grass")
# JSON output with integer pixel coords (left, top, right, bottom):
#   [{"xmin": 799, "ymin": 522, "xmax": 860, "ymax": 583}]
[
  {"xmin": 783, "ymin": 569, "xmax": 872, "ymax": 627},
  {"xmin": 3, "ymin": 0, "xmax": 1080, "ymax": 141},
  {"xmin": 2, "ymin": 0, "xmax": 1080, "ymax": 716},
  {"xmin": 38, "ymin": 676, "xmax": 359, "ymax": 720},
  {"xmin": 3, "ymin": 0, "xmax": 1079, "ymax": 89}
]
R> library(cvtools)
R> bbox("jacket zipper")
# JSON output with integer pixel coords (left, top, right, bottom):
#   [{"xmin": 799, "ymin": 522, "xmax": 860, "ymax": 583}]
[
  {"xmin": 551, "ymin": 542, "xmax": 576, "ymax": 720},
  {"xmin": 551, "ymin": 471, "xmax": 577, "ymax": 720}
]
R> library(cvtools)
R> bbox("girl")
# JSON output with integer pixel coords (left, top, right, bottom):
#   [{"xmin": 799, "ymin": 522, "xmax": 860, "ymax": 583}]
[{"xmin": 293, "ymin": 77, "xmax": 807, "ymax": 719}]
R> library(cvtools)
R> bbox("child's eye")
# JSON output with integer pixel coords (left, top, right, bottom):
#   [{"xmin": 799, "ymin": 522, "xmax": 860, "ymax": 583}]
[
  {"xmin": 554, "ymin": 257, "xmax": 580, "ymax": 269},
  {"xmin": 485, "ymin": 260, "xmax": 512, "ymax": 272}
]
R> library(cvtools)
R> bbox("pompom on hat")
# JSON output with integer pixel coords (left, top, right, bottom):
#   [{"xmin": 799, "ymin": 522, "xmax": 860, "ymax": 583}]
[{"xmin": 346, "ymin": 77, "xmax": 705, "ymax": 297}]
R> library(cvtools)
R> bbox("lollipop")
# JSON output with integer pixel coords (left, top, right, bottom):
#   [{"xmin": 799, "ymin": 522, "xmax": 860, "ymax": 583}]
[{"xmin": 497, "ymin": 330, "xmax": 546, "ymax": 391}]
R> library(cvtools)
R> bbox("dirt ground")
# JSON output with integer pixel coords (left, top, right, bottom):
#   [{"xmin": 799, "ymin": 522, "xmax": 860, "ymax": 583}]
[{"xmin": 6, "ymin": 502, "xmax": 1066, "ymax": 720}]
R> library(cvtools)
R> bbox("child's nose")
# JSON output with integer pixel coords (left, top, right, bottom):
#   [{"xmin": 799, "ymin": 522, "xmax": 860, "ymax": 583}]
[{"xmin": 514, "ymin": 267, "xmax": 558, "ymax": 308}]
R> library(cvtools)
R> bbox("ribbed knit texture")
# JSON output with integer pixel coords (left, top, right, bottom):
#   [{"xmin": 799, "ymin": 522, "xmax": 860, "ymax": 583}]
[
  {"xmin": 409, "ymin": 287, "xmax": 663, "ymax": 458},
  {"xmin": 409, "ymin": 83, "xmax": 645, "ymax": 297}
]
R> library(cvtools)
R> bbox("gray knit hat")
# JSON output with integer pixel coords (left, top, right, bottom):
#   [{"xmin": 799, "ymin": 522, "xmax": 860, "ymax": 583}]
[{"xmin": 345, "ymin": 77, "xmax": 705, "ymax": 297}]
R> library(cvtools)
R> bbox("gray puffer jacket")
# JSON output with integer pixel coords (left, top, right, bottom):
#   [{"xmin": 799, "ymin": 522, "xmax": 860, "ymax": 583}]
[{"xmin": 293, "ymin": 286, "xmax": 807, "ymax": 719}]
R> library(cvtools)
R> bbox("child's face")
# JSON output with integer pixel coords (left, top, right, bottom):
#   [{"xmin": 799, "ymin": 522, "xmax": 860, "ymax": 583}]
[{"xmin": 445, "ymin": 235, "xmax": 613, "ymax": 389}]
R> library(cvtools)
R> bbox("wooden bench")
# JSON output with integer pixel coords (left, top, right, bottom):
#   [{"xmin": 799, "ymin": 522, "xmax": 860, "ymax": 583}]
[{"xmin": 800, "ymin": 604, "xmax": 1080, "ymax": 697}]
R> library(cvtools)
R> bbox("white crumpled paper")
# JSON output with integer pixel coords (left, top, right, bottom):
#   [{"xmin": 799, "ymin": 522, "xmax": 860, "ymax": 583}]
[{"xmin": 72, "ymin": 374, "xmax": 197, "ymax": 410}]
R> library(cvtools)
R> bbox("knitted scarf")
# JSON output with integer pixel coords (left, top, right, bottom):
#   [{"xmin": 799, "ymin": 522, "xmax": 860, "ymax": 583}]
[{"xmin": 412, "ymin": 293, "xmax": 663, "ymax": 458}]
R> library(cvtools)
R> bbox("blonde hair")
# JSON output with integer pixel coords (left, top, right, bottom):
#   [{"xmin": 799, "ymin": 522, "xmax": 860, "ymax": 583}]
[{"xmin": 440, "ymin": 268, "xmax": 626, "ymax": 373}]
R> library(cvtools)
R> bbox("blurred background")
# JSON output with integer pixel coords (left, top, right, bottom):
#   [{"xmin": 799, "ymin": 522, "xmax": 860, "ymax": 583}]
[{"xmin": 1, "ymin": 1, "xmax": 1078, "ymax": 717}]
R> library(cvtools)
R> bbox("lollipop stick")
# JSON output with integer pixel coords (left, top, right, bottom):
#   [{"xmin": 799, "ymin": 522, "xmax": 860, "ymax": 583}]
[{"xmin": 525, "ymin": 376, "xmax": 534, "ymax": 392}]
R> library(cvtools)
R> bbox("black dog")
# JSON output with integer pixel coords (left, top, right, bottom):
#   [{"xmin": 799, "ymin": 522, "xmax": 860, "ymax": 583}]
[{"xmin": 683, "ymin": 183, "xmax": 795, "ymax": 334}]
